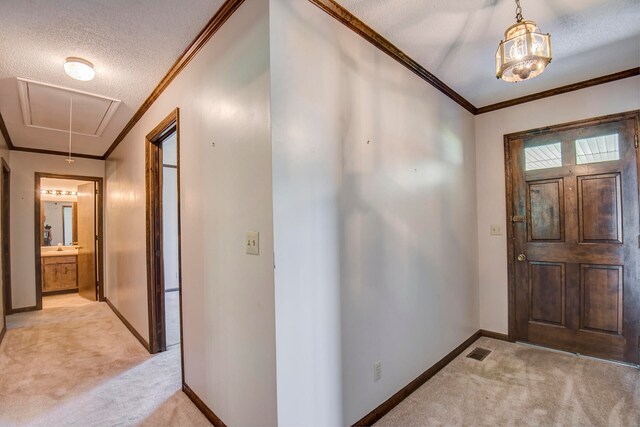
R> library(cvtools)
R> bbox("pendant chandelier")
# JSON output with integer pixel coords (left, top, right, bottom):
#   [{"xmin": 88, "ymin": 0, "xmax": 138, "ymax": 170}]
[{"xmin": 496, "ymin": 0, "xmax": 552, "ymax": 82}]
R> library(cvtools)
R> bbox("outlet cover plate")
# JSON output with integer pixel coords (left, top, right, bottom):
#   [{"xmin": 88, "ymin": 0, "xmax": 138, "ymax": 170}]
[{"xmin": 246, "ymin": 231, "xmax": 259, "ymax": 255}]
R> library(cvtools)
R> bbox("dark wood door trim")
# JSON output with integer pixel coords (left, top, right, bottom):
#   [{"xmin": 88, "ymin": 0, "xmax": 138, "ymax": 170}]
[
  {"xmin": 504, "ymin": 110, "xmax": 640, "ymax": 350},
  {"xmin": 145, "ymin": 107, "xmax": 184, "ymax": 389},
  {"xmin": 34, "ymin": 173, "xmax": 105, "ymax": 310},
  {"xmin": 1, "ymin": 158, "xmax": 11, "ymax": 318}
]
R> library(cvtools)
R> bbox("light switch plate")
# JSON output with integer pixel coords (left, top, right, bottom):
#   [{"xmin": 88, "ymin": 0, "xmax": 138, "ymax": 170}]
[
  {"xmin": 246, "ymin": 231, "xmax": 259, "ymax": 255},
  {"xmin": 490, "ymin": 224, "xmax": 504, "ymax": 236}
]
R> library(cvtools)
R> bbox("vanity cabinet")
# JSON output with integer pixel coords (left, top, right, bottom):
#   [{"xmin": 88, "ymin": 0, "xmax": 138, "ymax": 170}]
[{"xmin": 42, "ymin": 256, "xmax": 78, "ymax": 293}]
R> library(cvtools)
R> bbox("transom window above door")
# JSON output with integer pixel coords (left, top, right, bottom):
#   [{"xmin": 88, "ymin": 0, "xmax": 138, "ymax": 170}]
[
  {"xmin": 575, "ymin": 133, "xmax": 620, "ymax": 165},
  {"xmin": 525, "ymin": 142, "xmax": 562, "ymax": 171}
]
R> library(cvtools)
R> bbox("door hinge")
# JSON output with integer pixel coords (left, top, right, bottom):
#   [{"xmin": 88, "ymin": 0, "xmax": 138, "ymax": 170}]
[{"xmin": 635, "ymin": 133, "xmax": 638, "ymax": 149}]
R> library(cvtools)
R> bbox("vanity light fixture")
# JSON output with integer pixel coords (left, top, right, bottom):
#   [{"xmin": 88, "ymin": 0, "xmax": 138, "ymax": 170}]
[
  {"xmin": 41, "ymin": 190, "xmax": 78, "ymax": 196},
  {"xmin": 496, "ymin": 0, "xmax": 551, "ymax": 82},
  {"xmin": 64, "ymin": 57, "xmax": 96, "ymax": 81}
]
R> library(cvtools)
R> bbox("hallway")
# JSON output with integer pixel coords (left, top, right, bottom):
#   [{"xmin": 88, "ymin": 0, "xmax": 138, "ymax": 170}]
[{"xmin": 0, "ymin": 295, "xmax": 210, "ymax": 427}]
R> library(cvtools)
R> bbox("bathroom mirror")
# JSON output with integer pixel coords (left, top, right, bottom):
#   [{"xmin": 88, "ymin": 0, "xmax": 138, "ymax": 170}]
[{"xmin": 41, "ymin": 201, "xmax": 77, "ymax": 247}]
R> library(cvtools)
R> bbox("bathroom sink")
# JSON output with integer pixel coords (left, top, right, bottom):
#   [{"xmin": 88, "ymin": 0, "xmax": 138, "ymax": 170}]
[{"xmin": 41, "ymin": 248, "xmax": 79, "ymax": 257}]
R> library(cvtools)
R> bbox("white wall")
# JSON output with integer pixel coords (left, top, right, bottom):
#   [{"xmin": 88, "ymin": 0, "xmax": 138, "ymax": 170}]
[
  {"xmin": 475, "ymin": 76, "xmax": 640, "ymax": 334},
  {"xmin": 104, "ymin": 1, "xmax": 277, "ymax": 425},
  {"xmin": 9, "ymin": 151, "xmax": 104, "ymax": 309},
  {"xmin": 270, "ymin": 1, "xmax": 479, "ymax": 425},
  {"xmin": 162, "ymin": 167, "xmax": 179, "ymax": 291},
  {"xmin": 161, "ymin": 132, "xmax": 179, "ymax": 291}
]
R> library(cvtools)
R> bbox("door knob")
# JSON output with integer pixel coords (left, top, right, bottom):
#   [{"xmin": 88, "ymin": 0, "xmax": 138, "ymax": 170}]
[{"xmin": 517, "ymin": 254, "xmax": 526, "ymax": 262}]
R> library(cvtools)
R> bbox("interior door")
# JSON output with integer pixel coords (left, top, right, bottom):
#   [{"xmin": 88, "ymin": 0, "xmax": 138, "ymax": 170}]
[
  {"xmin": 511, "ymin": 117, "xmax": 639, "ymax": 364},
  {"xmin": 77, "ymin": 182, "xmax": 96, "ymax": 301}
]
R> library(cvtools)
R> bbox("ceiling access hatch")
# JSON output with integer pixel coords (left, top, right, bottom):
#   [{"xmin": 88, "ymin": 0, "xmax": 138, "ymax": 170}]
[{"xmin": 17, "ymin": 78, "xmax": 121, "ymax": 138}]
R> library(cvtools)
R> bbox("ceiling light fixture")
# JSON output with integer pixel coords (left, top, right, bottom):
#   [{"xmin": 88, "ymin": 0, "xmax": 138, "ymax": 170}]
[
  {"xmin": 496, "ymin": 0, "xmax": 551, "ymax": 82},
  {"xmin": 64, "ymin": 57, "xmax": 95, "ymax": 81}
]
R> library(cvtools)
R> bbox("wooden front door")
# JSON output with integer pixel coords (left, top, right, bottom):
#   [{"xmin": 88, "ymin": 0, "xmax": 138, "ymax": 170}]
[
  {"xmin": 77, "ymin": 182, "xmax": 96, "ymax": 301},
  {"xmin": 509, "ymin": 115, "xmax": 639, "ymax": 364}
]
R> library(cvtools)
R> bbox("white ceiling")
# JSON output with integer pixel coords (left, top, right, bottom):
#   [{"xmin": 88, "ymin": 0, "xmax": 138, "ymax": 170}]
[
  {"xmin": 0, "ymin": 1, "xmax": 637, "ymax": 157},
  {"xmin": 338, "ymin": 0, "xmax": 640, "ymax": 107},
  {"xmin": 0, "ymin": 0, "xmax": 224, "ymax": 156}
]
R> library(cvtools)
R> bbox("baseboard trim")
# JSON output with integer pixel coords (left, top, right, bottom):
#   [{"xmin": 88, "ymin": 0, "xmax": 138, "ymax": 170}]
[
  {"xmin": 480, "ymin": 329, "xmax": 511, "ymax": 342},
  {"xmin": 8, "ymin": 305, "xmax": 38, "ymax": 314},
  {"xmin": 183, "ymin": 382, "xmax": 227, "ymax": 426},
  {"xmin": 105, "ymin": 298, "xmax": 150, "ymax": 352},
  {"xmin": 353, "ymin": 330, "xmax": 482, "ymax": 426}
]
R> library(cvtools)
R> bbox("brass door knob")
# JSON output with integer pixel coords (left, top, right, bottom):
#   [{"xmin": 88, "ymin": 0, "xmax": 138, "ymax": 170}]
[{"xmin": 517, "ymin": 254, "xmax": 526, "ymax": 262}]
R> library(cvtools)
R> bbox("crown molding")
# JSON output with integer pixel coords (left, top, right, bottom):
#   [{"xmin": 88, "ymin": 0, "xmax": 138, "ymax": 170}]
[
  {"xmin": 307, "ymin": 0, "xmax": 477, "ymax": 114},
  {"xmin": 102, "ymin": 0, "xmax": 246, "ymax": 160},
  {"xmin": 100, "ymin": 0, "xmax": 639, "ymax": 159},
  {"xmin": 0, "ymin": 112, "xmax": 15, "ymax": 150},
  {"xmin": 10, "ymin": 145, "xmax": 104, "ymax": 160},
  {"xmin": 476, "ymin": 68, "xmax": 640, "ymax": 115}
]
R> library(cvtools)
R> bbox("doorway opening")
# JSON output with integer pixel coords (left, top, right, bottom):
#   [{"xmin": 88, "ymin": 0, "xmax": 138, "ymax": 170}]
[
  {"xmin": 504, "ymin": 111, "xmax": 639, "ymax": 365},
  {"xmin": 34, "ymin": 174, "xmax": 104, "ymax": 309},
  {"xmin": 145, "ymin": 108, "xmax": 183, "ymax": 365}
]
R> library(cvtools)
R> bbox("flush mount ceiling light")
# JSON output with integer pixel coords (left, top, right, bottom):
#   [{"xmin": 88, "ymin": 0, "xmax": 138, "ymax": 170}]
[
  {"xmin": 64, "ymin": 57, "xmax": 95, "ymax": 81},
  {"xmin": 496, "ymin": 0, "xmax": 552, "ymax": 82}
]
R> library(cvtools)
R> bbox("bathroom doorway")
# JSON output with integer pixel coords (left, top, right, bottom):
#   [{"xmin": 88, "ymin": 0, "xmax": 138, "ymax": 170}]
[
  {"xmin": 145, "ymin": 108, "xmax": 183, "ymax": 359},
  {"xmin": 34, "ymin": 174, "xmax": 104, "ymax": 309}
]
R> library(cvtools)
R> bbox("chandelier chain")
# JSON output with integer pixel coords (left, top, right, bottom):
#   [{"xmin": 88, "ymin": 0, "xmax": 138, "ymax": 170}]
[{"xmin": 514, "ymin": 0, "xmax": 523, "ymax": 22}]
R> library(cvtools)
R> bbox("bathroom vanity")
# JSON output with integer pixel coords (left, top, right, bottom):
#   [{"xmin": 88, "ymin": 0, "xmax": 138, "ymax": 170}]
[{"xmin": 41, "ymin": 248, "xmax": 78, "ymax": 294}]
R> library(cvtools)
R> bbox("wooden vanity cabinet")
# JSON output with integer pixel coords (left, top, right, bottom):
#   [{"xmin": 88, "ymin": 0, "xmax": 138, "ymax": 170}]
[{"xmin": 42, "ymin": 256, "xmax": 78, "ymax": 294}]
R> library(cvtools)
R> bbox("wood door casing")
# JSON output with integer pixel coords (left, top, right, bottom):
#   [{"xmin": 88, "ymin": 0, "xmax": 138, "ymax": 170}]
[
  {"xmin": 507, "ymin": 113, "xmax": 640, "ymax": 365},
  {"xmin": 77, "ymin": 182, "xmax": 96, "ymax": 301}
]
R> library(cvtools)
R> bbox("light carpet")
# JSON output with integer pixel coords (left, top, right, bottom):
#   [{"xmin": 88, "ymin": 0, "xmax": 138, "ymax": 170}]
[
  {"xmin": 375, "ymin": 337, "xmax": 640, "ymax": 426},
  {"xmin": 0, "ymin": 294, "xmax": 210, "ymax": 427}
]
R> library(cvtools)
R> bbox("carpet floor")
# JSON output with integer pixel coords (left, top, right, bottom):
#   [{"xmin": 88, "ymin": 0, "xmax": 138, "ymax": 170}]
[
  {"xmin": 0, "ymin": 294, "xmax": 210, "ymax": 427},
  {"xmin": 375, "ymin": 337, "xmax": 640, "ymax": 426}
]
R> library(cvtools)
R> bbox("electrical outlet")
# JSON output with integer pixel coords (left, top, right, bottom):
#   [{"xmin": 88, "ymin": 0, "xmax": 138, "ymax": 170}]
[
  {"xmin": 490, "ymin": 224, "xmax": 504, "ymax": 236},
  {"xmin": 374, "ymin": 360, "xmax": 382, "ymax": 382},
  {"xmin": 246, "ymin": 231, "xmax": 259, "ymax": 255}
]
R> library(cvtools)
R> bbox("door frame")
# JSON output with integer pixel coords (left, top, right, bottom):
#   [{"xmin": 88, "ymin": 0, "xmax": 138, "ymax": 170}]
[
  {"xmin": 145, "ymin": 107, "xmax": 184, "ymax": 369},
  {"xmin": 34, "ymin": 173, "xmax": 105, "ymax": 309},
  {"xmin": 504, "ymin": 110, "xmax": 640, "ymax": 342},
  {"xmin": 1, "ymin": 158, "xmax": 11, "ymax": 317}
]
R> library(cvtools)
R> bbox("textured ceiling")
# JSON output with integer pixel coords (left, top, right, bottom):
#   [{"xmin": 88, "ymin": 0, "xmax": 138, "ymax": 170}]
[
  {"xmin": 0, "ymin": 0, "xmax": 224, "ymax": 156},
  {"xmin": 1, "ymin": 0, "xmax": 638, "ymax": 156},
  {"xmin": 338, "ymin": 0, "xmax": 640, "ymax": 107}
]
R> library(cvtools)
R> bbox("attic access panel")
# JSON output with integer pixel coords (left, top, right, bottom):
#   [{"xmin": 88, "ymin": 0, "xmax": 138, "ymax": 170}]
[{"xmin": 17, "ymin": 78, "xmax": 121, "ymax": 137}]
